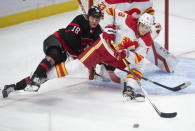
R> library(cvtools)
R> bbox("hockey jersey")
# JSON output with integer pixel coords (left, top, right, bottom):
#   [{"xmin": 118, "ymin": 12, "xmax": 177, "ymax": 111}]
[
  {"xmin": 97, "ymin": 0, "xmax": 154, "ymax": 18},
  {"xmin": 56, "ymin": 14, "xmax": 102, "ymax": 56},
  {"xmin": 100, "ymin": 8, "xmax": 153, "ymax": 65},
  {"xmin": 97, "ymin": 0, "xmax": 178, "ymax": 73}
]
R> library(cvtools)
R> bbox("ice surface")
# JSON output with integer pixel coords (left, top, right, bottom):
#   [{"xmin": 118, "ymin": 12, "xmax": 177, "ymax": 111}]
[{"xmin": 0, "ymin": 0, "xmax": 195, "ymax": 131}]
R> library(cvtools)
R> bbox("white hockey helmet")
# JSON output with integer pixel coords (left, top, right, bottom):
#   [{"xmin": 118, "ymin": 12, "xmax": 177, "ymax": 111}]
[{"xmin": 138, "ymin": 13, "xmax": 154, "ymax": 28}]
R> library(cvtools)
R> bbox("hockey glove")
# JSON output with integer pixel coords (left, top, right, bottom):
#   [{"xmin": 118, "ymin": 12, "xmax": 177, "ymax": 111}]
[
  {"xmin": 151, "ymin": 23, "xmax": 162, "ymax": 39},
  {"xmin": 114, "ymin": 49, "xmax": 127, "ymax": 60},
  {"xmin": 102, "ymin": 25, "xmax": 116, "ymax": 44}
]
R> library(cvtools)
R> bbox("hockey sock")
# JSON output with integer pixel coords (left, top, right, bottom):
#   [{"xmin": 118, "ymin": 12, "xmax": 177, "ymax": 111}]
[
  {"xmin": 33, "ymin": 56, "xmax": 55, "ymax": 78},
  {"xmin": 15, "ymin": 76, "xmax": 30, "ymax": 90}
]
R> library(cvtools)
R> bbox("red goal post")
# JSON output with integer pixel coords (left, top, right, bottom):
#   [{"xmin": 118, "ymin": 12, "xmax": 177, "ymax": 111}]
[{"xmin": 77, "ymin": 0, "xmax": 169, "ymax": 50}]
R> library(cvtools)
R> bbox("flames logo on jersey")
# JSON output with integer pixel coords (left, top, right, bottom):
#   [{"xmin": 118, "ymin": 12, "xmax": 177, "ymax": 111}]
[
  {"xmin": 118, "ymin": 37, "xmax": 144, "ymax": 64},
  {"xmin": 118, "ymin": 37, "xmax": 139, "ymax": 51},
  {"xmin": 98, "ymin": 2, "xmax": 106, "ymax": 19},
  {"xmin": 98, "ymin": 2, "xmax": 106, "ymax": 11},
  {"xmin": 124, "ymin": 7, "xmax": 154, "ymax": 17},
  {"xmin": 125, "ymin": 8, "xmax": 141, "ymax": 16}
]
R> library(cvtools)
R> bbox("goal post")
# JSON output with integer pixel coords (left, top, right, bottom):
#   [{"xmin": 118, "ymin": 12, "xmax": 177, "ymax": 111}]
[{"xmin": 165, "ymin": 0, "xmax": 169, "ymax": 50}]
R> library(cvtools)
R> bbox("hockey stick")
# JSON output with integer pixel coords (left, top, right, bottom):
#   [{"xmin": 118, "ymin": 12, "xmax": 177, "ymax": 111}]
[
  {"xmin": 94, "ymin": 67, "xmax": 190, "ymax": 92},
  {"xmin": 142, "ymin": 77, "xmax": 190, "ymax": 91},
  {"xmin": 111, "ymin": 41, "xmax": 177, "ymax": 118},
  {"xmin": 117, "ymin": 68, "xmax": 191, "ymax": 92}
]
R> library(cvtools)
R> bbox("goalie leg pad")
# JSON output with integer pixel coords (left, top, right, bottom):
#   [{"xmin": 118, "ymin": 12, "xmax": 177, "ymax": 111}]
[{"xmin": 146, "ymin": 41, "xmax": 179, "ymax": 73}]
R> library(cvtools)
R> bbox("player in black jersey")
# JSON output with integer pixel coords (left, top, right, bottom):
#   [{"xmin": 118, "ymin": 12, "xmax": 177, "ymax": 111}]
[{"xmin": 2, "ymin": 6, "xmax": 102, "ymax": 98}]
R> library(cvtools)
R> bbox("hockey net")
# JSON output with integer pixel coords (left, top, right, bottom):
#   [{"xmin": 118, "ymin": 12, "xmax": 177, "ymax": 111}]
[{"xmin": 77, "ymin": 0, "xmax": 169, "ymax": 50}]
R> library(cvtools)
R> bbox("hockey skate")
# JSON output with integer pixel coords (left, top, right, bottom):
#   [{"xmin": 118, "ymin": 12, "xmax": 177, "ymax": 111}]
[
  {"xmin": 2, "ymin": 84, "xmax": 15, "ymax": 98},
  {"xmin": 26, "ymin": 74, "xmax": 48, "ymax": 92},
  {"xmin": 123, "ymin": 82, "xmax": 145, "ymax": 102},
  {"xmin": 26, "ymin": 74, "xmax": 42, "ymax": 92}
]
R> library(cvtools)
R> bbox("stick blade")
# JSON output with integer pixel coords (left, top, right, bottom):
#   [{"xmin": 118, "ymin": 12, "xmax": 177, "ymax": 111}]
[
  {"xmin": 181, "ymin": 81, "xmax": 191, "ymax": 89},
  {"xmin": 160, "ymin": 112, "xmax": 177, "ymax": 118},
  {"xmin": 172, "ymin": 81, "xmax": 191, "ymax": 91}
]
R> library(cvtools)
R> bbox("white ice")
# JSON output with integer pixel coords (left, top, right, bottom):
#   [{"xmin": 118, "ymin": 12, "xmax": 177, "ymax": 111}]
[{"xmin": 0, "ymin": 0, "xmax": 195, "ymax": 131}]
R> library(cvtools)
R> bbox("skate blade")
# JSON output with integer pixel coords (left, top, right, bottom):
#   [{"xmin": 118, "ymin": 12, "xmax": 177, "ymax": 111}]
[
  {"xmin": 24, "ymin": 85, "xmax": 40, "ymax": 92},
  {"xmin": 123, "ymin": 94, "xmax": 145, "ymax": 102},
  {"xmin": 134, "ymin": 97, "xmax": 145, "ymax": 102}
]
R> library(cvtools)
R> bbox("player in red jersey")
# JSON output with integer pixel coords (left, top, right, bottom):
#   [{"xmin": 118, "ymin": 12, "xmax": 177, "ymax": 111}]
[
  {"xmin": 46, "ymin": 8, "xmax": 155, "ymax": 101},
  {"xmin": 90, "ymin": 0, "xmax": 178, "ymax": 83}
]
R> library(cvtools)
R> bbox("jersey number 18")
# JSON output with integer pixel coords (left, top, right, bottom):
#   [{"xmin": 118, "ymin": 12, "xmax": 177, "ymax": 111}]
[{"xmin": 72, "ymin": 26, "xmax": 80, "ymax": 34}]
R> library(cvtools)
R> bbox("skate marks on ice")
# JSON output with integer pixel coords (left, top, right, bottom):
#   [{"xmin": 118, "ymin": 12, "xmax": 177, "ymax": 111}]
[
  {"xmin": 0, "ymin": 73, "xmax": 194, "ymax": 131},
  {"xmin": 0, "ymin": 79, "xmax": 124, "ymax": 109},
  {"xmin": 0, "ymin": 80, "xmax": 88, "ymax": 108},
  {"xmin": 1, "ymin": 57, "xmax": 194, "ymax": 108}
]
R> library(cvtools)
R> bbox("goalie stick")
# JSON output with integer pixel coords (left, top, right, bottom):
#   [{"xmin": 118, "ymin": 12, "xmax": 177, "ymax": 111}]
[
  {"xmin": 111, "ymin": 41, "xmax": 177, "ymax": 118},
  {"xmin": 118, "ymin": 68, "xmax": 191, "ymax": 92}
]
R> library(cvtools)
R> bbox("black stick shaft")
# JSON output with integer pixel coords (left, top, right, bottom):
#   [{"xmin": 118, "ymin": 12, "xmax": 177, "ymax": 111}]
[{"xmin": 118, "ymin": 68, "xmax": 188, "ymax": 92}]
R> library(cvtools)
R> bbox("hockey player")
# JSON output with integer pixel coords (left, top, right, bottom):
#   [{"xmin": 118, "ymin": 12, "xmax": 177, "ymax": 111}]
[
  {"xmin": 91, "ymin": 0, "xmax": 178, "ymax": 82},
  {"xmin": 2, "ymin": 6, "xmax": 102, "ymax": 98},
  {"xmin": 38, "ymin": 8, "xmax": 155, "ymax": 101}
]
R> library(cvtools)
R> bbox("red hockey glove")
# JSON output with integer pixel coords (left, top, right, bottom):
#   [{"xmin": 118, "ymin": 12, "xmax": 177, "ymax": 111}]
[
  {"xmin": 151, "ymin": 23, "xmax": 162, "ymax": 39},
  {"xmin": 102, "ymin": 25, "xmax": 116, "ymax": 44},
  {"xmin": 114, "ymin": 49, "xmax": 127, "ymax": 60}
]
